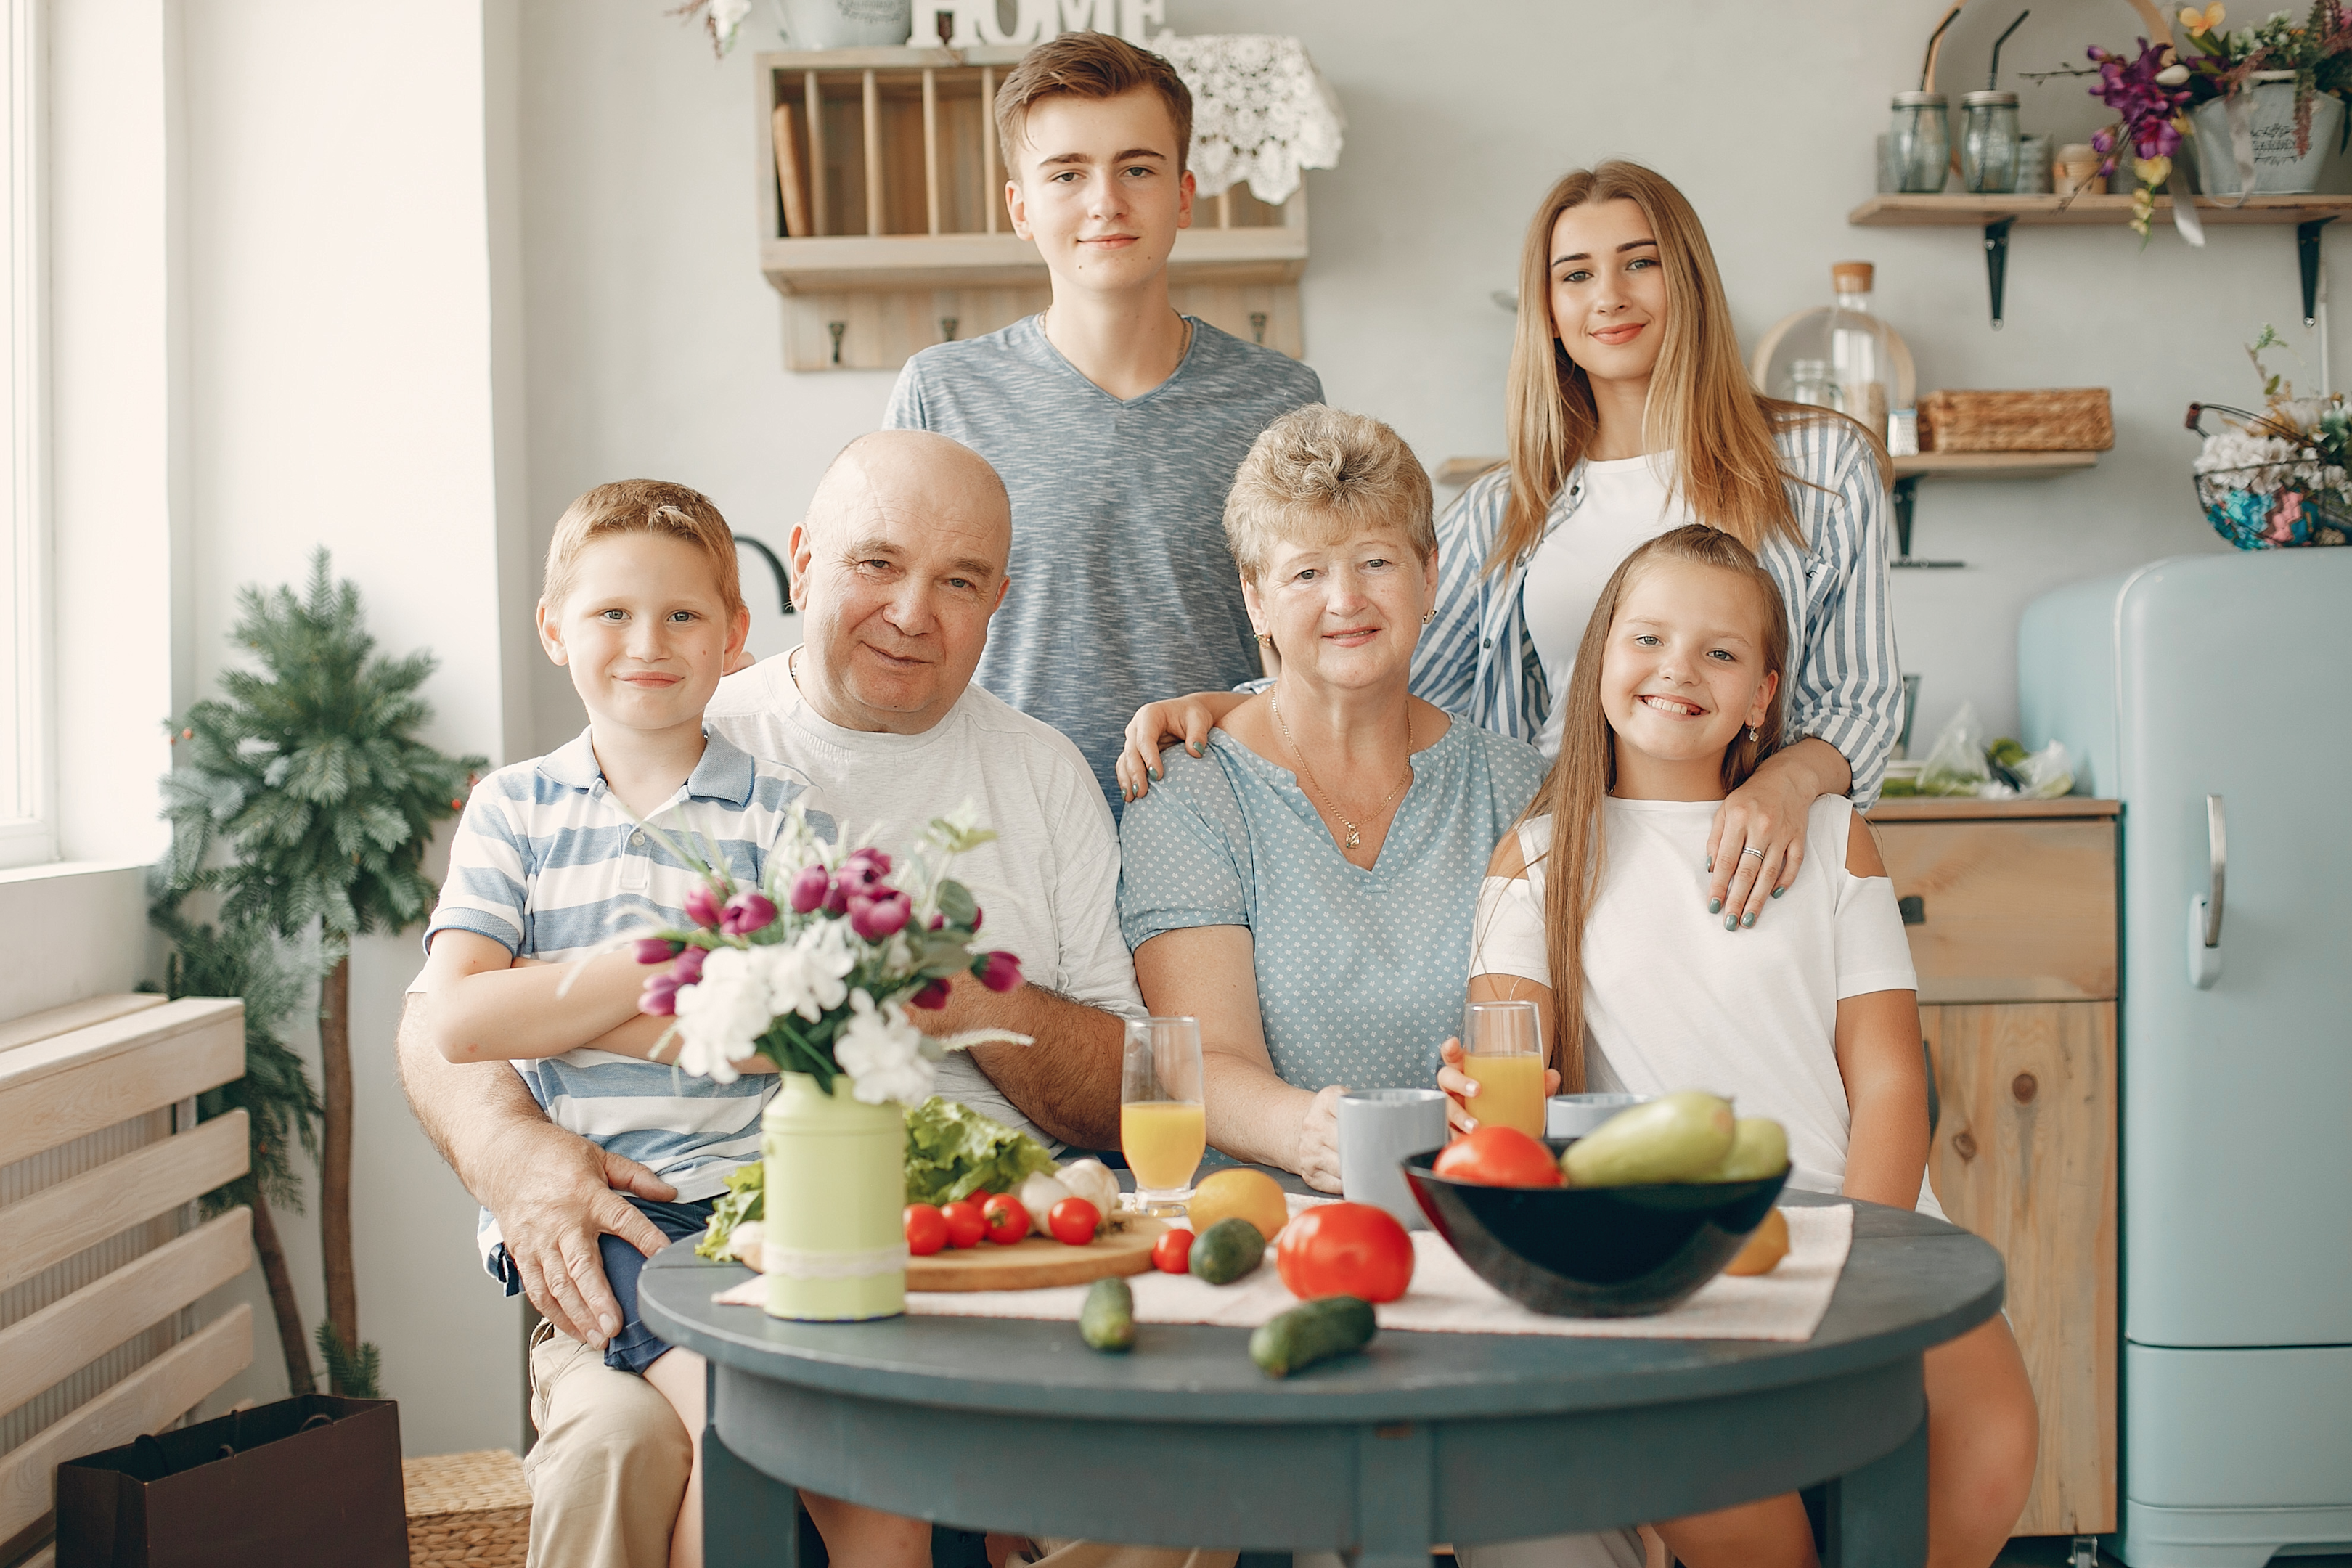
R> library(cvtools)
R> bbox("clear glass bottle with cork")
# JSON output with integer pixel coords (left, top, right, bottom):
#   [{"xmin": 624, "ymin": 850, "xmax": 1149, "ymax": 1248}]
[{"xmin": 1750, "ymin": 262, "xmax": 1916, "ymax": 454}]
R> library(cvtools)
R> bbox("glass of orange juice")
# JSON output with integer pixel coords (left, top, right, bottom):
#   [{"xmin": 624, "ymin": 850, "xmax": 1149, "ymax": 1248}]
[
  {"xmin": 1121, "ymin": 1016, "xmax": 1206, "ymax": 1214},
  {"xmin": 1461, "ymin": 1000, "xmax": 1545, "ymax": 1138}
]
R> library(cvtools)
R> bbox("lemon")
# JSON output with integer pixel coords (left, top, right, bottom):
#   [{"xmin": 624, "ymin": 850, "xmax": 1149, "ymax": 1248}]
[{"xmin": 1185, "ymin": 1167, "xmax": 1289, "ymax": 1243}]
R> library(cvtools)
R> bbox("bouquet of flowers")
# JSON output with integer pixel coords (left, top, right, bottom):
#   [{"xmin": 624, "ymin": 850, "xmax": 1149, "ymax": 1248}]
[
  {"xmin": 624, "ymin": 803, "xmax": 1029, "ymax": 1104},
  {"xmin": 2173, "ymin": 3, "xmax": 2352, "ymax": 151},
  {"xmin": 2084, "ymin": 36, "xmax": 2197, "ymax": 235},
  {"xmin": 2187, "ymin": 325, "xmax": 2352, "ymax": 547}
]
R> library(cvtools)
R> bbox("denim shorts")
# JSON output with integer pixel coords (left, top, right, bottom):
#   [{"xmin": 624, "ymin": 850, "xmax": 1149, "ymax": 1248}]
[{"xmin": 598, "ymin": 1196, "xmax": 717, "ymax": 1376}]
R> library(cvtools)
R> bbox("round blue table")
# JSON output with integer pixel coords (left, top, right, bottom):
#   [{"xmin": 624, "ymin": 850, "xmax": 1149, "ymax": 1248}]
[{"xmin": 642, "ymin": 1190, "xmax": 2003, "ymax": 1568}]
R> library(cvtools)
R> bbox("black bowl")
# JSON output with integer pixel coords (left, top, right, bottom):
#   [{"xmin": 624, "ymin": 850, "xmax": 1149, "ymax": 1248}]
[{"xmin": 1403, "ymin": 1141, "xmax": 1787, "ymax": 1318}]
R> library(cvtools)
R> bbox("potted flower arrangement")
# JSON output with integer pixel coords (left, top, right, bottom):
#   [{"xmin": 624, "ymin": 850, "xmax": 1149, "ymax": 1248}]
[
  {"xmin": 2187, "ymin": 324, "xmax": 2352, "ymax": 547},
  {"xmin": 2173, "ymin": 3, "xmax": 2352, "ymax": 196},
  {"xmin": 629, "ymin": 801, "xmax": 1028, "ymax": 1320}
]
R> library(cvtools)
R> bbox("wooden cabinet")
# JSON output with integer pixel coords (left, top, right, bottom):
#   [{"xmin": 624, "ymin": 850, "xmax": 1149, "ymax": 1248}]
[{"xmin": 1866, "ymin": 798, "xmax": 2121, "ymax": 1538}]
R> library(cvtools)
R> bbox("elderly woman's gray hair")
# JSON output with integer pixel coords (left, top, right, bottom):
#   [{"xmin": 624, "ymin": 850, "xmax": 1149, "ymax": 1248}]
[{"xmin": 1222, "ymin": 404, "xmax": 1437, "ymax": 583}]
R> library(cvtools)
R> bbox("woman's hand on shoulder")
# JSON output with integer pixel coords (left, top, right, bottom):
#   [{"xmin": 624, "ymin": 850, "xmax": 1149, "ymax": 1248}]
[
  {"xmin": 1706, "ymin": 763, "xmax": 1816, "ymax": 931},
  {"xmin": 1116, "ymin": 690, "xmax": 1247, "ymax": 803}
]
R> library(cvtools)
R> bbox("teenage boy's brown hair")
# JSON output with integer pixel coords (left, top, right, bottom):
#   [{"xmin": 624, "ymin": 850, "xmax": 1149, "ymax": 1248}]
[
  {"xmin": 542, "ymin": 479, "xmax": 744, "ymax": 616},
  {"xmin": 992, "ymin": 32, "xmax": 1193, "ymax": 177}
]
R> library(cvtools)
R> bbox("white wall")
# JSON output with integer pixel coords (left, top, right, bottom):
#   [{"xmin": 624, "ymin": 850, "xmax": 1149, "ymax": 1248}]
[
  {"xmin": 518, "ymin": 0, "xmax": 2334, "ymax": 752},
  {"xmin": 163, "ymin": 0, "xmax": 532, "ymax": 1455}
]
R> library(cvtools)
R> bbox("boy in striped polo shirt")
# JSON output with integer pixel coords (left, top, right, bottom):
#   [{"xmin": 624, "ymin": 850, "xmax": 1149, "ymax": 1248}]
[{"xmin": 419, "ymin": 481, "xmax": 825, "ymax": 1568}]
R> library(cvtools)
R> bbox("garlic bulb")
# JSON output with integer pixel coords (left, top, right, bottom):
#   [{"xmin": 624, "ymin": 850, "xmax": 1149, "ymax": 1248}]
[
  {"xmin": 1055, "ymin": 1158, "xmax": 1120, "ymax": 1225},
  {"xmin": 1016, "ymin": 1172, "xmax": 1071, "ymax": 1235}
]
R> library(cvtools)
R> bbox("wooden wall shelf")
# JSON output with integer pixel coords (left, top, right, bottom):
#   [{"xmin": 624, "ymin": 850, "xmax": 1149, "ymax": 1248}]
[{"xmin": 754, "ymin": 48, "xmax": 1309, "ymax": 371}]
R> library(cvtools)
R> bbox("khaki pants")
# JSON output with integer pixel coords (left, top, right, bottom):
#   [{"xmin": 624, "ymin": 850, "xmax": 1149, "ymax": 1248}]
[
  {"xmin": 524, "ymin": 1324, "xmax": 1236, "ymax": 1568},
  {"xmin": 525, "ymin": 1325, "xmax": 693, "ymax": 1568}
]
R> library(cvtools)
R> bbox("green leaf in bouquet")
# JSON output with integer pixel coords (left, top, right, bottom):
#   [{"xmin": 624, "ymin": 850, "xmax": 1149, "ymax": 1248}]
[{"xmin": 936, "ymin": 878, "xmax": 979, "ymax": 931}]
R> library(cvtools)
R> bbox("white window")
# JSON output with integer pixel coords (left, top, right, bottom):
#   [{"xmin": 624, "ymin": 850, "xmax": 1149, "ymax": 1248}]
[{"xmin": 0, "ymin": 0, "xmax": 45, "ymax": 871}]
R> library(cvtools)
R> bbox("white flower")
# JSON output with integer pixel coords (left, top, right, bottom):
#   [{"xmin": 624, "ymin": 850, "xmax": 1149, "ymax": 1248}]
[
  {"xmin": 761, "ymin": 920, "xmax": 854, "ymax": 1022},
  {"xmin": 672, "ymin": 947, "xmax": 773, "ymax": 1083},
  {"xmin": 833, "ymin": 989, "xmax": 934, "ymax": 1106},
  {"xmin": 710, "ymin": 0, "xmax": 750, "ymax": 52}
]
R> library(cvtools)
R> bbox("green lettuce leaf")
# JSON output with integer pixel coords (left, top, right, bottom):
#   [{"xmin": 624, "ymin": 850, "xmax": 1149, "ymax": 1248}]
[
  {"xmin": 903, "ymin": 1096, "xmax": 1057, "ymax": 1207},
  {"xmin": 696, "ymin": 1161, "xmax": 765, "ymax": 1261}
]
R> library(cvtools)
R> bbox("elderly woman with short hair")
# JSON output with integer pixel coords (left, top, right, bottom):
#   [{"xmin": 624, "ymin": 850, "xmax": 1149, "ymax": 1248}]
[{"xmin": 1116, "ymin": 406, "xmax": 1548, "ymax": 1191}]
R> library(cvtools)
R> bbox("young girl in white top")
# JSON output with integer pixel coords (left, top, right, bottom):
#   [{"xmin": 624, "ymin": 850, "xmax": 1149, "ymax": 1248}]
[{"xmin": 1444, "ymin": 525, "xmax": 2037, "ymax": 1568}]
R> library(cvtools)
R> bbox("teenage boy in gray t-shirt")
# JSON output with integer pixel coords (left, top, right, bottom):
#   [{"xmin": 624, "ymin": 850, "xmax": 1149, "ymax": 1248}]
[{"xmin": 883, "ymin": 30, "xmax": 1323, "ymax": 813}]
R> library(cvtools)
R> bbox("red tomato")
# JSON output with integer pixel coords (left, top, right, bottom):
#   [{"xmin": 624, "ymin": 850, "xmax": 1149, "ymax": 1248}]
[
  {"xmin": 939, "ymin": 1198, "xmax": 988, "ymax": 1249},
  {"xmin": 1151, "ymin": 1228, "xmax": 1194, "ymax": 1274},
  {"xmin": 1433, "ymin": 1125, "xmax": 1563, "ymax": 1188},
  {"xmin": 1275, "ymin": 1202, "xmax": 1416, "ymax": 1304},
  {"xmin": 981, "ymin": 1193, "xmax": 1029, "ymax": 1246},
  {"xmin": 1048, "ymin": 1196, "xmax": 1101, "ymax": 1246},
  {"xmin": 902, "ymin": 1204, "xmax": 948, "ymax": 1257}
]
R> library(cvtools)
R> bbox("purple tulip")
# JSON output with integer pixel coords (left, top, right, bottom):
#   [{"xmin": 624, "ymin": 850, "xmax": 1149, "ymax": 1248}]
[
  {"xmin": 634, "ymin": 938, "xmax": 683, "ymax": 965},
  {"xmin": 671, "ymin": 945, "xmax": 707, "ymax": 984},
  {"xmin": 822, "ymin": 873, "xmax": 852, "ymax": 915},
  {"xmin": 721, "ymin": 891, "xmax": 777, "ymax": 936},
  {"xmin": 910, "ymin": 978, "xmax": 952, "ymax": 1010},
  {"xmin": 787, "ymin": 864, "xmax": 830, "ymax": 915},
  {"xmin": 850, "ymin": 890, "xmax": 912, "ymax": 941},
  {"xmin": 973, "ymin": 949, "xmax": 1022, "ymax": 993},
  {"xmin": 640, "ymin": 973, "xmax": 683, "ymax": 1016},
  {"xmin": 682, "ymin": 883, "xmax": 724, "ymax": 930}
]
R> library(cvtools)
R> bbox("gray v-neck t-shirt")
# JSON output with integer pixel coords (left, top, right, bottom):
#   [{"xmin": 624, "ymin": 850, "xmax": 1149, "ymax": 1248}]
[{"xmin": 884, "ymin": 314, "xmax": 1323, "ymax": 813}]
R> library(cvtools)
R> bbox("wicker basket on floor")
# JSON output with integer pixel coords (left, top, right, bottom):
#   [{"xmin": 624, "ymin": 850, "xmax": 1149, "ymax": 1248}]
[
  {"xmin": 1919, "ymin": 388, "xmax": 2114, "ymax": 452},
  {"xmin": 403, "ymin": 1448, "xmax": 530, "ymax": 1567}
]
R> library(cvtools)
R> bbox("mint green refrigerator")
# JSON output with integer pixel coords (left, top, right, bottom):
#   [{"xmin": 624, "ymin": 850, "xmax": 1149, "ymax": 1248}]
[{"xmin": 2020, "ymin": 549, "xmax": 2352, "ymax": 1567}]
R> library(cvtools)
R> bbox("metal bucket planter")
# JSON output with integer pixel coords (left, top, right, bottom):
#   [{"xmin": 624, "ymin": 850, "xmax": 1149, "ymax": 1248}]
[
  {"xmin": 2192, "ymin": 73, "xmax": 2346, "ymax": 196},
  {"xmin": 771, "ymin": 0, "xmax": 912, "ymax": 49}
]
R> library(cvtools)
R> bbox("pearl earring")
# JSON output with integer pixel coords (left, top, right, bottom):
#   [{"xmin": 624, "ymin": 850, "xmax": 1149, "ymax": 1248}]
[
  {"xmin": 1748, "ymin": 724, "xmax": 1760, "ymax": 742},
  {"xmin": 1256, "ymin": 632, "xmax": 1273, "ymax": 650}
]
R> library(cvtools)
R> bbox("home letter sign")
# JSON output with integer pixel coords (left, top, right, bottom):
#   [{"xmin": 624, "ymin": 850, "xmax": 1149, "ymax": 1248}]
[{"xmin": 910, "ymin": 0, "xmax": 1159, "ymax": 46}]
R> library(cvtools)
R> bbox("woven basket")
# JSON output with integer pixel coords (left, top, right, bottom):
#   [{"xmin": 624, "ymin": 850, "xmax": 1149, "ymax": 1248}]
[
  {"xmin": 402, "ymin": 1449, "xmax": 530, "ymax": 1567},
  {"xmin": 1919, "ymin": 388, "xmax": 2115, "ymax": 452}
]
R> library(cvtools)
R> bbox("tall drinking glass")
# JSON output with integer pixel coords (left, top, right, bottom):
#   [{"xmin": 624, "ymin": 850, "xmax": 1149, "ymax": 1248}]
[
  {"xmin": 1461, "ymin": 1000, "xmax": 1545, "ymax": 1138},
  {"xmin": 1121, "ymin": 1016, "xmax": 1206, "ymax": 1214}
]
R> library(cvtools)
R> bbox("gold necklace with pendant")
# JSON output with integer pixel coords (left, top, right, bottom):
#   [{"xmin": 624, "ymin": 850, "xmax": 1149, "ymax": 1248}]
[{"xmin": 1270, "ymin": 690, "xmax": 1413, "ymax": 854}]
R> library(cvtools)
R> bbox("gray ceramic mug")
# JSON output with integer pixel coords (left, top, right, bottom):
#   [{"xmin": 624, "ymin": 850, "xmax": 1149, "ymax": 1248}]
[
  {"xmin": 1337, "ymin": 1088, "xmax": 1449, "ymax": 1230},
  {"xmin": 1545, "ymin": 1092, "xmax": 1654, "ymax": 1140}
]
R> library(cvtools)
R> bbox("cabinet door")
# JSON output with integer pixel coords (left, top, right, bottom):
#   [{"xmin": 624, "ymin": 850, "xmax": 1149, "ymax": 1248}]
[
  {"xmin": 1876, "ymin": 821, "xmax": 2117, "ymax": 1003},
  {"xmin": 1924, "ymin": 1002, "xmax": 2117, "ymax": 1536}
]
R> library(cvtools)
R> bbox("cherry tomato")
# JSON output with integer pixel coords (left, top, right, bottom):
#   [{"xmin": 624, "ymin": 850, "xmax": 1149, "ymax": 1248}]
[
  {"xmin": 981, "ymin": 1192, "xmax": 1029, "ymax": 1246},
  {"xmin": 1048, "ymin": 1196, "xmax": 1101, "ymax": 1246},
  {"xmin": 1433, "ymin": 1125, "xmax": 1563, "ymax": 1188},
  {"xmin": 902, "ymin": 1204, "xmax": 948, "ymax": 1257},
  {"xmin": 1150, "ymin": 1228, "xmax": 1194, "ymax": 1274},
  {"xmin": 1275, "ymin": 1202, "xmax": 1416, "ymax": 1303},
  {"xmin": 939, "ymin": 1198, "xmax": 988, "ymax": 1249}
]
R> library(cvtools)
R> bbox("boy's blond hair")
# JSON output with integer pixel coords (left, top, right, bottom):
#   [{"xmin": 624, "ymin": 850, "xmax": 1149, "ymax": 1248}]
[
  {"xmin": 1222, "ymin": 404, "xmax": 1435, "ymax": 584},
  {"xmin": 993, "ymin": 30, "xmax": 1193, "ymax": 178},
  {"xmin": 542, "ymin": 480, "xmax": 743, "ymax": 616}
]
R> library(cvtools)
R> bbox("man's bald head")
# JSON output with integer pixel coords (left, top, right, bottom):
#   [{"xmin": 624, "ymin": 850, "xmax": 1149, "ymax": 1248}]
[
  {"xmin": 800, "ymin": 430, "xmax": 1011, "ymax": 568},
  {"xmin": 785, "ymin": 429, "xmax": 1016, "ymax": 735}
]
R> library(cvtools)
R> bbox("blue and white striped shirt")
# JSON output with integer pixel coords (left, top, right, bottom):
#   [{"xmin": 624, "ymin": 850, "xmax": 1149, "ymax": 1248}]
[
  {"xmin": 425, "ymin": 726, "xmax": 828, "ymax": 1281},
  {"xmin": 1408, "ymin": 416, "xmax": 1903, "ymax": 807}
]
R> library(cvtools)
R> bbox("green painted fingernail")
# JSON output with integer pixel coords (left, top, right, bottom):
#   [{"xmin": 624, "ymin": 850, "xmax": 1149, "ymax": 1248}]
[
  {"xmin": 1725, "ymin": 914, "xmax": 1739, "ymax": 931},
  {"xmin": 1705, "ymin": 857, "xmax": 1713, "ymax": 871},
  {"xmin": 1741, "ymin": 912, "xmax": 1757, "ymax": 928},
  {"xmin": 1151, "ymin": 767, "xmax": 1162, "ymax": 780},
  {"xmin": 1771, "ymin": 886, "xmax": 1786, "ymax": 899},
  {"xmin": 1707, "ymin": 898, "xmax": 1723, "ymax": 914}
]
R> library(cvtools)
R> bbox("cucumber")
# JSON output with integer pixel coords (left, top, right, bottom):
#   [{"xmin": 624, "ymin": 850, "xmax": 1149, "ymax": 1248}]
[
  {"xmin": 1699, "ymin": 1118, "xmax": 1791, "ymax": 1183},
  {"xmin": 1250, "ymin": 1295, "xmax": 1376, "ymax": 1379},
  {"xmin": 1188, "ymin": 1217, "xmax": 1265, "ymax": 1285},
  {"xmin": 1079, "ymin": 1277, "xmax": 1135, "ymax": 1352},
  {"xmin": 1563, "ymin": 1090, "xmax": 1736, "ymax": 1187}
]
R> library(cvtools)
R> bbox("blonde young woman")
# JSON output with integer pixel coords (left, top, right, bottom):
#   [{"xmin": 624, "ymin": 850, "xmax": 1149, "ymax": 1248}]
[{"xmin": 1118, "ymin": 161, "xmax": 1900, "ymax": 933}]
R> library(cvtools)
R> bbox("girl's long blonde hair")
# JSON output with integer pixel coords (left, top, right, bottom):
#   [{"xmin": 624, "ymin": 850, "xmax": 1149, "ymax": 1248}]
[
  {"xmin": 1523, "ymin": 525, "xmax": 1790, "ymax": 1090},
  {"xmin": 1493, "ymin": 161, "xmax": 1880, "ymax": 575}
]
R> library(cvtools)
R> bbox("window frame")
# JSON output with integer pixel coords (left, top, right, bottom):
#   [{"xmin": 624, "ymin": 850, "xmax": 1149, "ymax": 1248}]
[{"xmin": 0, "ymin": 0, "xmax": 49, "ymax": 872}]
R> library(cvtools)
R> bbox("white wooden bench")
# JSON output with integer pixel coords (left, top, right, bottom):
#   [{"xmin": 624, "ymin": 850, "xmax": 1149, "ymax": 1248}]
[{"xmin": 0, "ymin": 994, "xmax": 251, "ymax": 1568}]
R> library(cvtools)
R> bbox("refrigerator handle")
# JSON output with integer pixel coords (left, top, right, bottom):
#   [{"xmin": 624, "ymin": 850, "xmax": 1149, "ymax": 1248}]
[
  {"xmin": 2187, "ymin": 794, "xmax": 2225, "ymax": 989},
  {"xmin": 2203, "ymin": 793, "xmax": 2226, "ymax": 947}
]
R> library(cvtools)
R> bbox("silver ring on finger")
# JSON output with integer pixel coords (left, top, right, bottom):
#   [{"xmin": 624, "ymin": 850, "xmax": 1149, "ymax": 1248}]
[{"xmin": 1742, "ymin": 846, "xmax": 1767, "ymax": 861}]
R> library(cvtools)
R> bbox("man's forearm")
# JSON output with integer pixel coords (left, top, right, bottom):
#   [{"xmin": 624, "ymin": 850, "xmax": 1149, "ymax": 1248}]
[
  {"xmin": 939, "ymin": 979, "xmax": 1124, "ymax": 1149},
  {"xmin": 394, "ymin": 993, "xmax": 555, "ymax": 1199}
]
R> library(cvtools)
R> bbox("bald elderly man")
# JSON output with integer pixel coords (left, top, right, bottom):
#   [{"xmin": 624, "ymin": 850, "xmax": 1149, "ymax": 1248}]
[{"xmin": 396, "ymin": 432, "xmax": 1177, "ymax": 1568}]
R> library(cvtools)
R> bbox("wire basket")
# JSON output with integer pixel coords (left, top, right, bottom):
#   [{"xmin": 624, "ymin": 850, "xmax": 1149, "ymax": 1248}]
[{"xmin": 2185, "ymin": 402, "xmax": 2352, "ymax": 550}]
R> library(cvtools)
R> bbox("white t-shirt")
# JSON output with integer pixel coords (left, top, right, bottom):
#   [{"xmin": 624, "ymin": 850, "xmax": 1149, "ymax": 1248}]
[
  {"xmin": 1521, "ymin": 452, "xmax": 1696, "ymax": 756},
  {"xmin": 1468, "ymin": 793, "xmax": 1940, "ymax": 1217},
  {"xmin": 704, "ymin": 651, "xmax": 1145, "ymax": 1149}
]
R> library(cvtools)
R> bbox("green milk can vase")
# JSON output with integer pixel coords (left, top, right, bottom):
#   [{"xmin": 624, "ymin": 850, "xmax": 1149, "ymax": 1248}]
[{"xmin": 763, "ymin": 1071, "xmax": 907, "ymax": 1320}]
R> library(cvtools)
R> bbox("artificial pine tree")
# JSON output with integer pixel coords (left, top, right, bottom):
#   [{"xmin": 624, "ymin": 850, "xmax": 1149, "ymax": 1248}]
[
  {"xmin": 150, "ymin": 889, "xmax": 324, "ymax": 1395},
  {"xmin": 160, "ymin": 549, "xmax": 483, "ymax": 1397}
]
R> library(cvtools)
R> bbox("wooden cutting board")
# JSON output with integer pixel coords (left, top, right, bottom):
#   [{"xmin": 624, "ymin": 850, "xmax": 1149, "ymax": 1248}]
[{"xmin": 906, "ymin": 1218, "xmax": 1168, "ymax": 1292}]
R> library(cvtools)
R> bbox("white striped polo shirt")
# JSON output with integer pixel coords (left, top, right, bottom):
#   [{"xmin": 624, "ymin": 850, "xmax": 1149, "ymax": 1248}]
[{"xmin": 424, "ymin": 725, "xmax": 828, "ymax": 1282}]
